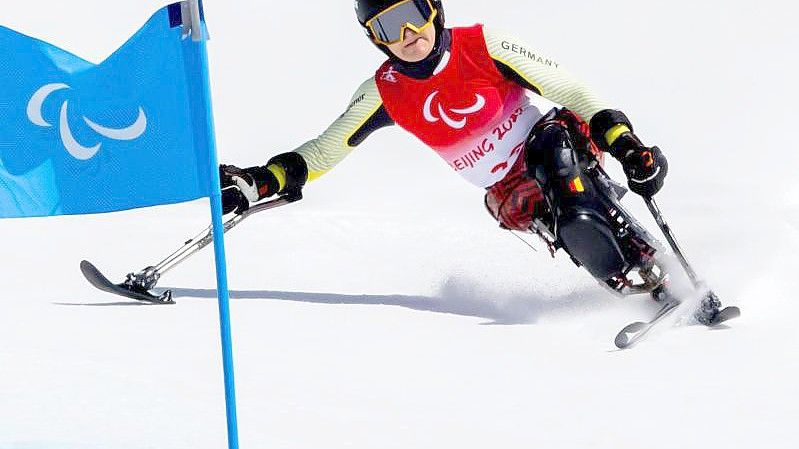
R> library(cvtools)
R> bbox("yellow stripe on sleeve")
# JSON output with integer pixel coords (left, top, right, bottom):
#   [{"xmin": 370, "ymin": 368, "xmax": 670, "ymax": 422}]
[{"xmin": 307, "ymin": 170, "xmax": 328, "ymax": 183}]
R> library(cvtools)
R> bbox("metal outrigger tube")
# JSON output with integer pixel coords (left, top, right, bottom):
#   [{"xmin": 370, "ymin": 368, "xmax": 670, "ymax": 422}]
[
  {"xmin": 123, "ymin": 195, "xmax": 299, "ymax": 293},
  {"xmin": 643, "ymin": 196, "xmax": 730, "ymax": 321},
  {"xmin": 643, "ymin": 197, "xmax": 701, "ymax": 286}
]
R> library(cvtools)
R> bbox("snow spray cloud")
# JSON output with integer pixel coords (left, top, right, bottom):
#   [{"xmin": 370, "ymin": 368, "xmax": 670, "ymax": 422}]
[{"xmin": 434, "ymin": 274, "xmax": 609, "ymax": 325}]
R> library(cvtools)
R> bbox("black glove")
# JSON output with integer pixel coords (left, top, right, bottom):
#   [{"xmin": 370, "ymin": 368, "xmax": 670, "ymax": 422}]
[
  {"xmin": 219, "ymin": 164, "xmax": 279, "ymax": 215},
  {"xmin": 611, "ymin": 134, "xmax": 668, "ymax": 198}
]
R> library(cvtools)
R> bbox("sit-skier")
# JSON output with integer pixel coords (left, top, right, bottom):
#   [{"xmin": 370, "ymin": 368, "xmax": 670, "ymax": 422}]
[{"xmin": 220, "ymin": 0, "xmax": 721, "ymax": 323}]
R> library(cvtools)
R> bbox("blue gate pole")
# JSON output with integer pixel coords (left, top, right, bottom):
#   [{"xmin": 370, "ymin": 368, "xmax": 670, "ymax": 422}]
[{"xmin": 190, "ymin": 1, "xmax": 240, "ymax": 448}]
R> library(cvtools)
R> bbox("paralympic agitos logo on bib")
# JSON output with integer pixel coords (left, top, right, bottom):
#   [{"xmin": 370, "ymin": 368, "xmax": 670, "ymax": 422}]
[{"xmin": 423, "ymin": 90, "xmax": 486, "ymax": 130}]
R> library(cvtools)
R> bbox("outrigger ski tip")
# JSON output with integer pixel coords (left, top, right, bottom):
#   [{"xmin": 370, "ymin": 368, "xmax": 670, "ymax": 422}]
[
  {"xmin": 712, "ymin": 305, "xmax": 741, "ymax": 323},
  {"xmin": 701, "ymin": 303, "xmax": 741, "ymax": 327},
  {"xmin": 694, "ymin": 289, "xmax": 741, "ymax": 326},
  {"xmin": 80, "ymin": 260, "xmax": 174, "ymax": 304}
]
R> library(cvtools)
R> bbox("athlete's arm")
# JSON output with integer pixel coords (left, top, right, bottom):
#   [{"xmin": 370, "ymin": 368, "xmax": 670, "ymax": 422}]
[
  {"xmin": 484, "ymin": 27, "xmax": 610, "ymax": 120},
  {"xmin": 266, "ymin": 77, "xmax": 394, "ymax": 192},
  {"xmin": 483, "ymin": 27, "xmax": 667, "ymax": 195},
  {"xmin": 483, "ymin": 27, "xmax": 633, "ymax": 150}
]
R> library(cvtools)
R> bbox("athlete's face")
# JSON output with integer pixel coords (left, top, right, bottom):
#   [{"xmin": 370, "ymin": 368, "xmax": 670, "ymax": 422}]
[{"xmin": 386, "ymin": 24, "xmax": 436, "ymax": 63}]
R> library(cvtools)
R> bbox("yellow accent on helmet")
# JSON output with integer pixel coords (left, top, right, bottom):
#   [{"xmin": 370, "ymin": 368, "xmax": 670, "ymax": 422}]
[{"xmin": 365, "ymin": 0, "xmax": 438, "ymax": 46}]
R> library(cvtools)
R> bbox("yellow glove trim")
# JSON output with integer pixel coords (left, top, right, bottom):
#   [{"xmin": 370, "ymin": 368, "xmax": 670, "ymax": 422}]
[
  {"xmin": 266, "ymin": 164, "xmax": 287, "ymax": 192},
  {"xmin": 605, "ymin": 124, "xmax": 631, "ymax": 147}
]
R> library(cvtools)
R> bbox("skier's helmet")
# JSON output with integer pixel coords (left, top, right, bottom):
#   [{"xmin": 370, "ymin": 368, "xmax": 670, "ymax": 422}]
[{"xmin": 355, "ymin": 0, "xmax": 444, "ymax": 49}]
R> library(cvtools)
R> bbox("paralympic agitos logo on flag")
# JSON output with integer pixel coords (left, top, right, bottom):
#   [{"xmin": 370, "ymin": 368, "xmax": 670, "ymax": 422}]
[
  {"xmin": 1, "ymin": 2, "xmax": 213, "ymax": 218},
  {"xmin": 26, "ymin": 83, "xmax": 148, "ymax": 160}
]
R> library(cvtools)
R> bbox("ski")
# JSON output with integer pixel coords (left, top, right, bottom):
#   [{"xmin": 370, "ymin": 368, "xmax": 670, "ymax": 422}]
[
  {"xmin": 615, "ymin": 292, "xmax": 742, "ymax": 349},
  {"xmin": 614, "ymin": 299, "xmax": 681, "ymax": 349},
  {"xmin": 691, "ymin": 289, "xmax": 740, "ymax": 326},
  {"xmin": 80, "ymin": 260, "xmax": 174, "ymax": 304},
  {"xmin": 703, "ymin": 305, "xmax": 741, "ymax": 326},
  {"xmin": 612, "ymin": 197, "xmax": 743, "ymax": 348}
]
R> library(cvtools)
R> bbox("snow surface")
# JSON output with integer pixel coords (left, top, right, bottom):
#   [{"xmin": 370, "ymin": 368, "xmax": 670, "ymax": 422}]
[{"xmin": 2, "ymin": 1, "xmax": 798, "ymax": 448}]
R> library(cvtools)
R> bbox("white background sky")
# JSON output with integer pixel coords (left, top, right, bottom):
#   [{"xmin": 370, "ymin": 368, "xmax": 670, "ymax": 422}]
[{"xmin": 4, "ymin": 0, "xmax": 797, "ymax": 208}]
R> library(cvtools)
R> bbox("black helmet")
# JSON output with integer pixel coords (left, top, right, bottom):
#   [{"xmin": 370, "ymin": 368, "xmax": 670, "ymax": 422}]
[{"xmin": 355, "ymin": 0, "xmax": 445, "ymax": 49}]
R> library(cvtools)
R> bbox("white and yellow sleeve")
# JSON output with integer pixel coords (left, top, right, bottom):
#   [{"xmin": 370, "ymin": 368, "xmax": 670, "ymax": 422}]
[
  {"xmin": 483, "ymin": 27, "xmax": 612, "ymax": 123},
  {"xmin": 292, "ymin": 77, "xmax": 389, "ymax": 183}
]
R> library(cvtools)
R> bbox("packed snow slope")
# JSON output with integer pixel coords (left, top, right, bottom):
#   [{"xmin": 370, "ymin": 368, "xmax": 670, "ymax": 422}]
[{"xmin": 1, "ymin": 1, "xmax": 797, "ymax": 448}]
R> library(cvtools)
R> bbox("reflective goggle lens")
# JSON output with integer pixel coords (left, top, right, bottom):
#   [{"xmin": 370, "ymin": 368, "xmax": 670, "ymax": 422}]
[{"xmin": 367, "ymin": 0, "xmax": 436, "ymax": 45}]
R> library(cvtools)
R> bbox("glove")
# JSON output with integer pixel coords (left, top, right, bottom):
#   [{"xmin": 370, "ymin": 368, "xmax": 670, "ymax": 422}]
[
  {"xmin": 611, "ymin": 134, "xmax": 668, "ymax": 198},
  {"xmin": 219, "ymin": 164, "xmax": 279, "ymax": 215}
]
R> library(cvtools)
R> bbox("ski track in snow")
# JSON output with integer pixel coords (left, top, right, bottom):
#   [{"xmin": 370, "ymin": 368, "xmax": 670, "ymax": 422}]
[{"xmin": 2, "ymin": 202, "xmax": 797, "ymax": 449}]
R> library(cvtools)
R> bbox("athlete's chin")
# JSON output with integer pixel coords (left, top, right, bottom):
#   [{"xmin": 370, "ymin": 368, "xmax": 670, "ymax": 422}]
[{"xmin": 398, "ymin": 45, "xmax": 433, "ymax": 63}]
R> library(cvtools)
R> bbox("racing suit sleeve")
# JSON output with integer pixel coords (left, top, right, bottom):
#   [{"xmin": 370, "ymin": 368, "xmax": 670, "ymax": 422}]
[
  {"xmin": 483, "ymin": 27, "xmax": 633, "ymax": 149},
  {"xmin": 267, "ymin": 77, "xmax": 394, "ymax": 191}
]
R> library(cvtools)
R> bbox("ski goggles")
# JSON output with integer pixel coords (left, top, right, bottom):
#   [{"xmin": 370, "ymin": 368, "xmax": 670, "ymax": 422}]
[{"xmin": 365, "ymin": 0, "xmax": 438, "ymax": 46}]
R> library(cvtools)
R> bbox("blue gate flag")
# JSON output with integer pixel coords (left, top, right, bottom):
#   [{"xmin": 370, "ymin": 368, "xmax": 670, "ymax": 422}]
[
  {"xmin": 3, "ymin": 3, "xmax": 242, "ymax": 448},
  {"xmin": 0, "ymin": 4, "xmax": 213, "ymax": 218}
]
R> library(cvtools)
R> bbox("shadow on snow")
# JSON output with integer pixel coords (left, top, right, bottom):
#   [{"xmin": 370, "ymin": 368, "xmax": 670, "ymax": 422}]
[
  {"xmin": 57, "ymin": 278, "xmax": 624, "ymax": 325},
  {"xmin": 166, "ymin": 282, "xmax": 612, "ymax": 325}
]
